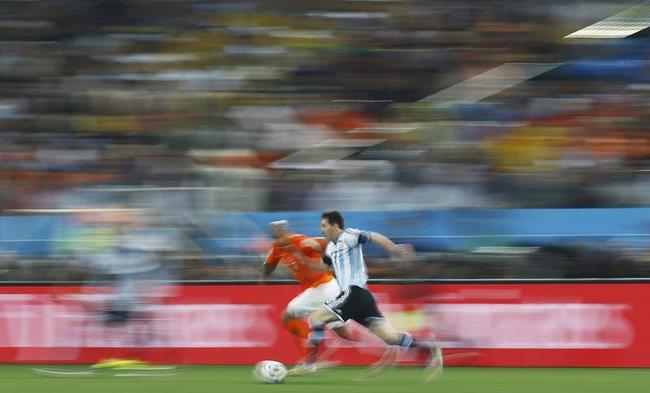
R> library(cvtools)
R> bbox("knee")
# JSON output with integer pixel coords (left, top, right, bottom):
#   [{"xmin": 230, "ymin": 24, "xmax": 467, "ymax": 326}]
[
  {"xmin": 285, "ymin": 299, "xmax": 303, "ymax": 319},
  {"xmin": 308, "ymin": 307, "xmax": 330, "ymax": 326},
  {"xmin": 281, "ymin": 310, "xmax": 291, "ymax": 324},
  {"xmin": 333, "ymin": 325, "xmax": 352, "ymax": 340}
]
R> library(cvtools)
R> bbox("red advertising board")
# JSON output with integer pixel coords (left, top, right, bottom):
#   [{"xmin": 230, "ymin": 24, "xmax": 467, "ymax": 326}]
[{"xmin": 0, "ymin": 283, "xmax": 648, "ymax": 367}]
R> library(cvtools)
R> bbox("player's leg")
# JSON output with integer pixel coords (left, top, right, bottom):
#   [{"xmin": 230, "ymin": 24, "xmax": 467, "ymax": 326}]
[
  {"xmin": 289, "ymin": 280, "xmax": 357, "ymax": 376},
  {"xmin": 286, "ymin": 281, "xmax": 346, "ymax": 366},
  {"xmin": 304, "ymin": 285, "xmax": 377, "ymax": 363},
  {"xmin": 287, "ymin": 305, "xmax": 341, "ymax": 375},
  {"xmin": 367, "ymin": 317, "xmax": 443, "ymax": 381},
  {"xmin": 352, "ymin": 286, "xmax": 434, "ymax": 350},
  {"xmin": 283, "ymin": 278, "xmax": 342, "ymax": 340},
  {"xmin": 281, "ymin": 311, "xmax": 309, "ymax": 343},
  {"xmin": 305, "ymin": 306, "xmax": 339, "ymax": 360},
  {"xmin": 283, "ymin": 293, "xmax": 311, "ymax": 340},
  {"xmin": 282, "ymin": 289, "xmax": 313, "ymax": 362},
  {"xmin": 303, "ymin": 288, "xmax": 350, "ymax": 365},
  {"xmin": 357, "ymin": 287, "xmax": 443, "ymax": 380},
  {"xmin": 310, "ymin": 280, "xmax": 356, "ymax": 341},
  {"xmin": 312, "ymin": 280, "xmax": 360, "ymax": 359},
  {"xmin": 368, "ymin": 319, "xmax": 434, "ymax": 353}
]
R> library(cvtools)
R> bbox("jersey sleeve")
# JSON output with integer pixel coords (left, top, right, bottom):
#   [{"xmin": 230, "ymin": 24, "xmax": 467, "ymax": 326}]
[
  {"xmin": 342, "ymin": 229, "xmax": 371, "ymax": 248},
  {"xmin": 298, "ymin": 237, "xmax": 325, "ymax": 259}
]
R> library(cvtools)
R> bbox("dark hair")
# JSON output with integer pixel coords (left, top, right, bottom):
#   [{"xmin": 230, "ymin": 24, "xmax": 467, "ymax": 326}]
[{"xmin": 322, "ymin": 210, "xmax": 344, "ymax": 229}]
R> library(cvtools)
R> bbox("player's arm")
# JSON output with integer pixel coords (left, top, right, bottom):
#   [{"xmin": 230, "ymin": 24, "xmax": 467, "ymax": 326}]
[
  {"xmin": 295, "ymin": 238, "xmax": 331, "ymax": 271},
  {"xmin": 262, "ymin": 248, "xmax": 279, "ymax": 280},
  {"xmin": 262, "ymin": 263, "xmax": 277, "ymax": 277},
  {"xmin": 365, "ymin": 231, "xmax": 414, "ymax": 261},
  {"xmin": 299, "ymin": 238, "xmax": 324, "ymax": 254},
  {"xmin": 261, "ymin": 262, "xmax": 277, "ymax": 285}
]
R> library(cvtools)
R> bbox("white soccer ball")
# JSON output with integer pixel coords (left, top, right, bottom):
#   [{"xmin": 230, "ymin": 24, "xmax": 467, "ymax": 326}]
[{"xmin": 253, "ymin": 360, "xmax": 288, "ymax": 384}]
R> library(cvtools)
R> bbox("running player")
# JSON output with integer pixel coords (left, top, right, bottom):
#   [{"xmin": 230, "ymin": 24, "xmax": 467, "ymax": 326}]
[
  {"xmin": 262, "ymin": 220, "xmax": 343, "ymax": 362},
  {"xmin": 306, "ymin": 211, "xmax": 443, "ymax": 380}
]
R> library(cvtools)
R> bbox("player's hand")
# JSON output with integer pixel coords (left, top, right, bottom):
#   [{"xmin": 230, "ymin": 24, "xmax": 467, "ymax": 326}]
[{"xmin": 392, "ymin": 244, "xmax": 415, "ymax": 262}]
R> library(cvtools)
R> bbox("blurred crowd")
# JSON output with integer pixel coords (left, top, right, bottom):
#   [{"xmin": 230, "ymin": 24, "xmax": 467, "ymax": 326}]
[
  {"xmin": 1, "ymin": 0, "xmax": 650, "ymax": 281},
  {"xmin": 2, "ymin": 0, "xmax": 650, "ymax": 211}
]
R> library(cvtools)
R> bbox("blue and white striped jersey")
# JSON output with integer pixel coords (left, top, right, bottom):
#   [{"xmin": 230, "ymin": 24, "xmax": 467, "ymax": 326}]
[{"xmin": 325, "ymin": 228, "xmax": 371, "ymax": 289}]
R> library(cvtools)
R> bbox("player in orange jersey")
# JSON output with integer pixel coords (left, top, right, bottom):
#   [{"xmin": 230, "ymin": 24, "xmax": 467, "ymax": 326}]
[{"xmin": 263, "ymin": 220, "xmax": 341, "ymax": 344}]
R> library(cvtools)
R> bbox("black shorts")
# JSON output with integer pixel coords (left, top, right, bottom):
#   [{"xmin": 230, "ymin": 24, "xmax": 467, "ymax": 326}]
[{"xmin": 324, "ymin": 285, "xmax": 384, "ymax": 327}]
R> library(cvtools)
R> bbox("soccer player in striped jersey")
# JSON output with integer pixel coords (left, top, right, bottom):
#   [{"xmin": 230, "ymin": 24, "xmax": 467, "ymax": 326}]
[{"xmin": 305, "ymin": 210, "xmax": 443, "ymax": 380}]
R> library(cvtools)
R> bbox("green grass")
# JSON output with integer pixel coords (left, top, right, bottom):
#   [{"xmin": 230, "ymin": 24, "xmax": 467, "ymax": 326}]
[{"xmin": 4, "ymin": 365, "xmax": 650, "ymax": 393}]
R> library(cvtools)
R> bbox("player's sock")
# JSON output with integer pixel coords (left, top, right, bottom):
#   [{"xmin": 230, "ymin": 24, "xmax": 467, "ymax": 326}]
[
  {"xmin": 305, "ymin": 322, "xmax": 325, "ymax": 364},
  {"xmin": 285, "ymin": 318, "xmax": 309, "ymax": 358},
  {"xmin": 284, "ymin": 318, "xmax": 309, "ymax": 339},
  {"xmin": 397, "ymin": 332, "xmax": 433, "ymax": 351}
]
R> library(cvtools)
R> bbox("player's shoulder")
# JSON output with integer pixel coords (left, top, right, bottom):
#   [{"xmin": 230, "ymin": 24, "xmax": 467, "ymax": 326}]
[
  {"xmin": 286, "ymin": 234, "xmax": 317, "ymax": 249},
  {"xmin": 285, "ymin": 233, "xmax": 308, "ymax": 246},
  {"xmin": 341, "ymin": 228, "xmax": 362, "ymax": 240},
  {"xmin": 340, "ymin": 228, "xmax": 370, "ymax": 246},
  {"xmin": 287, "ymin": 234, "xmax": 306, "ymax": 242}
]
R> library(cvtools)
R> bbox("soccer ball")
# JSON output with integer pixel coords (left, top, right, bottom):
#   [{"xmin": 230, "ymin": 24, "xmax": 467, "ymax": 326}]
[{"xmin": 253, "ymin": 360, "xmax": 288, "ymax": 384}]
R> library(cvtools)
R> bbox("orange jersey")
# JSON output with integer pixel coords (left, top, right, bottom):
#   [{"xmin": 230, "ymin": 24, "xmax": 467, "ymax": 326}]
[{"xmin": 265, "ymin": 235, "xmax": 333, "ymax": 289}]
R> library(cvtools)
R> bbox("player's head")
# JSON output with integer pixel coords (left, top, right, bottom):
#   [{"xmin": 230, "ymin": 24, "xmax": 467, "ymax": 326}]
[
  {"xmin": 320, "ymin": 210, "xmax": 344, "ymax": 242},
  {"xmin": 269, "ymin": 220, "xmax": 290, "ymax": 245}
]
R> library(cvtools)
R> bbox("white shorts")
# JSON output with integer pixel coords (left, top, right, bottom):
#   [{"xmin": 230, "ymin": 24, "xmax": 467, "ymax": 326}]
[{"xmin": 286, "ymin": 279, "xmax": 341, "ymax": 319}]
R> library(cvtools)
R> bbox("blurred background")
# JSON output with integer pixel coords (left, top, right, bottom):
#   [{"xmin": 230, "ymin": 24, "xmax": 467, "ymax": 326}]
[{"xmin": 1, "ymin": 0, "xmax": 650, "ymax": 283}]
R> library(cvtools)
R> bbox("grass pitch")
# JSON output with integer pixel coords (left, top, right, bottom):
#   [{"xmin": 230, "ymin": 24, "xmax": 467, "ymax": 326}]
[{"xmin": 4, "ymin": 365, "xmax": 650, "ymax": 393}]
